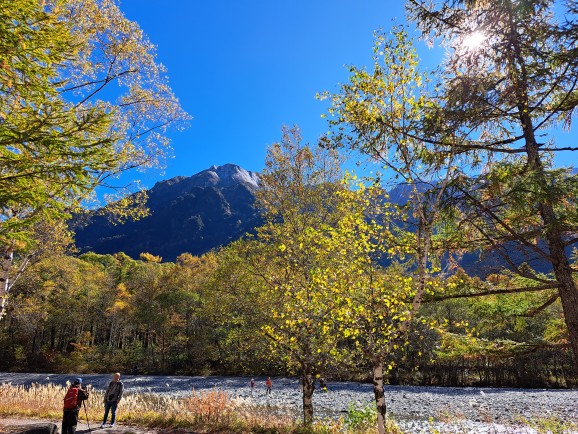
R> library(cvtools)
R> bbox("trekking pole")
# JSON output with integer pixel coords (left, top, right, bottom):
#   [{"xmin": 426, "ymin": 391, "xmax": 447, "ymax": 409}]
[{"xmin": 83, "ymin": 399, "xmax": 91, "ymax": 431}]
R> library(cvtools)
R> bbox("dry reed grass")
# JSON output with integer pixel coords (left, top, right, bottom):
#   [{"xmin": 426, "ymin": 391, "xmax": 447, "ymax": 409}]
[{"xmin": 0, "ymin": 383, "xmax": 369, "ymax": 433}]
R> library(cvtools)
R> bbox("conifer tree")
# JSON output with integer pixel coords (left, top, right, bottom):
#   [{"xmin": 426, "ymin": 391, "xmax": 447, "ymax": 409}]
[{"xmin": 404, "ymin": 0, "xmax": 578, "ymax": 368}]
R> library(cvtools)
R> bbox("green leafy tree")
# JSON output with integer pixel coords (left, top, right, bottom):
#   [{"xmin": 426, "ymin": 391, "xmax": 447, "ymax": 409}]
[
  {"xmin": 422, "ymin": 270, "xmax": 574, "ymax": 387},
  {"xmin": 251, "ymin": 126, "xmax": 348, "ymax": 424},
  {"xmin": 163, "ymin": 253, "xmax": 219, "ymax": 372},
  {"xmin": 238, "ymin": 126, "xmax": 435, "ymax": 429},
  {"xmin": 205, "ymin": 241, "xmax": 274, "ymax": 374},
  {"xmin": 323, "ymin": 186, "xmax": 452, "ymax": 434},
  {"xmin": 313, "ymin": 184, "xmax": 418, "ymax": 434},
  {"xmin": 0, "ymin": 0, "xmax": 104, "ymax": 315},
  {"xmin": 325, "ymin": 0, "xmax": 578, "ymax": 371},
  {"xmin": 0, "ymin": 0, "xmax": 189, "ymax": 317},
  {"xmin": 325, "ymin": 27, "xmax": 456, "ymax": 432}
]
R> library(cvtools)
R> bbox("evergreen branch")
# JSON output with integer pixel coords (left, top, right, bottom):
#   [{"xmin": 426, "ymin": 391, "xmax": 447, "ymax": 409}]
[
  {"xmin": 457, "ymin": 185, "xmax": 551, "ymax": 263},
  {"xmin": 426, "ymin": 282, "xmax": 560, "ymax": 301},
  {"xmin": 516, "ymin": 293, "xmax": 560, "ymax": 318}
]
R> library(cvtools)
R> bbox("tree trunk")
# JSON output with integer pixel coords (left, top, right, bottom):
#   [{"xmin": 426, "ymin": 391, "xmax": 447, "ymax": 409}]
[
  {"xmin": 0, "ymin": 249, "xmax": 13, "ymax": 319},
  {"xmin": 301, "ymin": 366, "xmax": 315, "ymax": 425},
  {"xmin": 50, "ymin": 326, "xmax": 56, "ymax": 350},
  {"xmin": 523, "ymin": 142, "xmax": 578, "ymax": 371},
  {"xmin": 372, "ymin": 359, "xmax": 387, "ymax": 434},
  {"xmin": 508, "ymin": 10, "xmax": 578, "ymax": 371},
  {"xmin": 108, "ymin": 322, "xmax": 114, "ymax": 348},
  {"xmin": 161, "ymin": 330, "xmax": 166, "ymax": 371},
  {"xmin": 544, "ymin": 223, "xmax": 578, "ymax": 369},
  {"xmin": 523, "ymin": 116, "xmax": 578, "ymax": 370}
]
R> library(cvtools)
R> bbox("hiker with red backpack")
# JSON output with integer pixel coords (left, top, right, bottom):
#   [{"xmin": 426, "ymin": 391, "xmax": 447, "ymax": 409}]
[{"xmin": 62, "ymin": 378, "xmax": 90, "ymax": 434}]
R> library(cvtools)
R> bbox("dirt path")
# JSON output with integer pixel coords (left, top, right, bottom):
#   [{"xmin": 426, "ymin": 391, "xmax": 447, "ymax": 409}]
[{"xmin": 0, "ymin": 417, "xmax": 174, "ymax": 433}]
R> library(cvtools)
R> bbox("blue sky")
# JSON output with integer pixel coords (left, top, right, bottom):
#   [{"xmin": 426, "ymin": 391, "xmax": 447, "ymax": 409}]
[
  {"xmin": 118, "ymin": 1, "xmax": 577, "ymax": 188},
  {"xmin": 118, "ymin": 0, "xmax": 407, "ymax": 186}
]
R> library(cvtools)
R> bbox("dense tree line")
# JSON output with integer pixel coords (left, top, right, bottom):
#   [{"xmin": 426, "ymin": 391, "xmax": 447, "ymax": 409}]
[
  {"xmin": 0, "ymin": 247, "xmax": 575, "ymax": 388},
  {"xmin": 1, "ymin": 131, "xmax": 576, "ymax": 428}
]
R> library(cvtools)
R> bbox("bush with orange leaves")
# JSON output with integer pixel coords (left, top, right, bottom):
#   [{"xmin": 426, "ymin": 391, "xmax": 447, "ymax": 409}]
[{"xmin": 185, "ymin": 388, "xmax": 232, "ymax": 424}]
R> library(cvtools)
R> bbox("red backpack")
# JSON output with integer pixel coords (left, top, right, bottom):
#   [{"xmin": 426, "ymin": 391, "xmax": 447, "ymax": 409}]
[{"xmin": 63, "ymin": 386, "xmax": 79, "ymax": 410}]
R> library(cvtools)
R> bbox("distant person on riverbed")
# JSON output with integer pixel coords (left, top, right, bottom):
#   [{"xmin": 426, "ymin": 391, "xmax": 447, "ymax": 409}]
[
  {"xmin": 250, "ymin": 378, "xmax": 255, "ymax": 395},
  {"xmin": 101, "ymin": 372, "xmax": 124, "ymax": 428},
  {"xmin": 319, "ymin": 377, "xmax": 327, "ymax": 392},
  {"xmin": 62, "ymin": 377, "xmax": 89, "ymax": 434},
  {"xmin": 266, "ymin": 377, "xmax": 272, "ymax": 395}
]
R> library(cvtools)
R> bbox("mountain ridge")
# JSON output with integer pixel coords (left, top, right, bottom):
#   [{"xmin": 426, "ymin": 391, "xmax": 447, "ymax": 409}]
[
  {"xmin": 74, "ymin": 164, "xmax": 262, "ymax": 261},
  {"xmin": 74, "ymin": 164, "xmax": 568, "ymax": 275}
]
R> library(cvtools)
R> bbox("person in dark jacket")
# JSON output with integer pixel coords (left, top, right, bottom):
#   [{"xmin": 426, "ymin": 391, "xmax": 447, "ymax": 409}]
[
  {"xmin": 62, "ymin": 377, "xmax": 89, "ymax": 434},
  {"xmin": 101, "ymin": 372, "xmax": 124, "ymax": 428}
]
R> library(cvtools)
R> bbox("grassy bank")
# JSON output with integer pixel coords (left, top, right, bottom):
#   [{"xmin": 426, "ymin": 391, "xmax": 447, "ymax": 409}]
[
  {"xmin": 0, "ymin": 383, "xmax": 401, "ymax": 433},
  {"xmin": 4, "ymin": 383, "xmax": 573, "ymax": 433}
]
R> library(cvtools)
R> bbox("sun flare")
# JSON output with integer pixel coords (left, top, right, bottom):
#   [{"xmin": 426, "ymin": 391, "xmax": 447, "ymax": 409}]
[{"xmin": 462, "ymin": 31, "xmax": 486, "ymax": 50}]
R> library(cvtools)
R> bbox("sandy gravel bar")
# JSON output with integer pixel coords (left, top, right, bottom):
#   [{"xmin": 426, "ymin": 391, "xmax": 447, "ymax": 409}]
[{"xmin": 1, "ymin": 373, "xmax": 576, "ymax": 433}]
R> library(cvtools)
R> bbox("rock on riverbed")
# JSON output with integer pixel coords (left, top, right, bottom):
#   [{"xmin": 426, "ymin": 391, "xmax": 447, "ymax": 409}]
[{"xmin": 1, "ymin": 373, "xmax": 576, "ymax": 433}]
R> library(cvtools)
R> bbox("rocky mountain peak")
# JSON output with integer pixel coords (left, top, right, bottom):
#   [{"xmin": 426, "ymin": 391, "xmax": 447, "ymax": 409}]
[
  {"xmin": 202, "ymin": 164, "xmax": 260, "ymax": 190},
  {"xmin": 74, "ymin": 164, "xmax": 263, "ymax": 261},
  {"xmin": 150, "ymin": 164, "xmax": 259, "ymax": 198}
]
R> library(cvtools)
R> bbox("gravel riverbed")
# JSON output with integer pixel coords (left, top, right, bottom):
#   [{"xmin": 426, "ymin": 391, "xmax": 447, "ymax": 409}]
[{"xmin": 1, "ymin": 373, "xmax": 576, "ymax": 433}]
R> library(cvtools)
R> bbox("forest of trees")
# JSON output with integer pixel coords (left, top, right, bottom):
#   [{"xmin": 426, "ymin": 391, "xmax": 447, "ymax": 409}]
[
  {"xmin": 0, "ymin": 228, "xmax": 575, "ymax": 389},
  {"xmin": 2, "ymin": 0, "xmax": 578, "ymax": 431}
]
